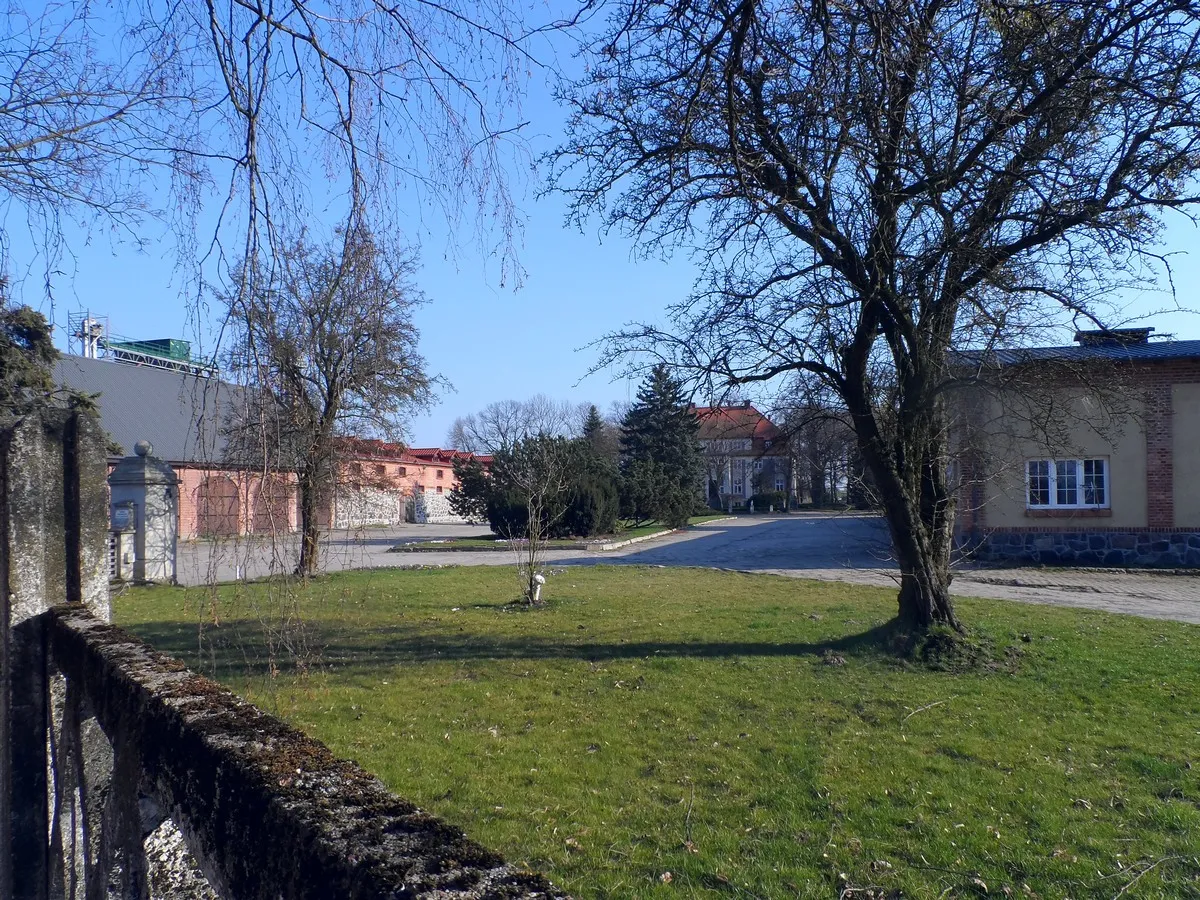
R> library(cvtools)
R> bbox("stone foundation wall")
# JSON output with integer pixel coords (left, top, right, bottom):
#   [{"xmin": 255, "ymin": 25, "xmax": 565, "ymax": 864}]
[{"xmin": 967, "ymin": 528, "xmax": 1200, "ymax": 568}]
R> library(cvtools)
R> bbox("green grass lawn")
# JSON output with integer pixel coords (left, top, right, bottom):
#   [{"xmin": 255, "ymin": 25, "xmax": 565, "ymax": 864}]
[
  {"xmin": 393, "ymin": 515, "xmax": 729, "ymax": 551},
  {"xmin": 115, "ymin": 567, "xmax": 1199, "ymax": 898}
]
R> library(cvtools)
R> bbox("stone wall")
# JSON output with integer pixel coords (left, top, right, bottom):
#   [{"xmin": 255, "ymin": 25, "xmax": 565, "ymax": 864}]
[
  {"xmin": 411, "ymin": 490, "xmax": 471, "ymax": 525},
  {"xmin": 48, "ymin": 606, "xmax": 567, "ymax": 899},
  {"xmin": 1, "ymin": 411, "xmax": 110, "ymax": 900},
  {"xmin": 966, "ymin": 528, "xmax": 1200, "ymax": 568},
  {"xmin": 333, "ymin": 487, "xmax": 403, "ymax": 528}
]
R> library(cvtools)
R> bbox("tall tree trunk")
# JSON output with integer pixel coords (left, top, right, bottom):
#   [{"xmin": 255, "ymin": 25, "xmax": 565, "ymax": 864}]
[
  {"xmin": 297, "ymin": 472, "xmax": 321, "ymax": 577},
  {"xmin": 889, "ymin": 505, "xmax": 958, "ymax": 630},
  {"xmin": 848, "ymin": 389, "xmax": 961, "ymax": 632},
  {"xmin": 873, "ymin": 458, "xmax": 960, "ymax": 630}
]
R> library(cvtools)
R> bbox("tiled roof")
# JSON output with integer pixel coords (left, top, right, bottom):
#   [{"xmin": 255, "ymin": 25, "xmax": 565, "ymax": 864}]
[
  {"xmin": 53, "ymin": 355, "xmax": 237, "ymax": 463},
  {"xmin": 343, "ymin": 442, "xmax": 488, "ymax": 467},
  {"xmin": 692, "ymin": 404, "xmax": 783, "ymax": 442},
  {"xmin": 335, "ymin": 437, "xmax": 410, "ymax": 460},
  {"xmin": 407, "ymin": 447, "xmax": 479, "ymax": 463}
]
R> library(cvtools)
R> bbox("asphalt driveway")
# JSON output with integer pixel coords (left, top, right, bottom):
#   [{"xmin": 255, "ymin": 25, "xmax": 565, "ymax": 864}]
[{"xmin": 173, "ymin": 514, "xmax": 1200, "ymax": 624}]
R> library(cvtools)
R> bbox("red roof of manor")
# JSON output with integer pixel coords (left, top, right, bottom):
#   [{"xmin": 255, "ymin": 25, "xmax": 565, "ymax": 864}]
[
  {"xmin": 691, "ymin": 403, "xmax": 783, "ymax": 443},
  {"xmin": 335, "ymin": 437, "xmax": 410, "ymax": 460},
  {"xmin": 337, "ymin": 440, "xmax": 490, "ymax": 468},
  {"xmin": 407, "ymin": 447, "xmax": 480, "ymax": 464}
]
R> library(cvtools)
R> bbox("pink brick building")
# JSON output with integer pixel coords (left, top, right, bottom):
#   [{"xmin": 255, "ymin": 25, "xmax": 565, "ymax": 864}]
[{"xmin": 54, "ymin": 355, "xmax": 483, "ymax": 539}]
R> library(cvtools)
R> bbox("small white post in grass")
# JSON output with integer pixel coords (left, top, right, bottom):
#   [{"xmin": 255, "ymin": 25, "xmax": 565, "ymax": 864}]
[{"xmin": 531, "ymin": 572, "xmax": 546, "ymax": 605}]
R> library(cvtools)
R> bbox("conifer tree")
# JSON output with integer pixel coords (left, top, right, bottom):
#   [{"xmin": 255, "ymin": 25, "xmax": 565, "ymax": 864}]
[
  {"xmin": 619, "ymin": 365, "xmax": 702, "ymax": 527},
  {"xmin": 1, "ymin": 299, "xmax": 58, "ymax": 414},
  {"xmin": 582, "ymin": 404, "xmax": 605, "ymax": 442}
]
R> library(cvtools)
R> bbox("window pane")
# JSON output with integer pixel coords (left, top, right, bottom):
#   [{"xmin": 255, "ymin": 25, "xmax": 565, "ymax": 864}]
[
  {"xmin": 1056, "ymin": 460, "xmax": 1078, "ymax": 506},
  {"xmin": 1083, "ymin": 458, "xmax": 1106, "ymax": 505},
  {"xmin": 1027, "ymin": 460, "xmax": 1050, "ymax": 506}
]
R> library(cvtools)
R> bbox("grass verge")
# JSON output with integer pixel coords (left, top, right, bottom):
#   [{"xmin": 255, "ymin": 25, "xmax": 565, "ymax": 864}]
[{"xmin": 116, "ymin": 567, "xmax": 1200, "ymax": 898}]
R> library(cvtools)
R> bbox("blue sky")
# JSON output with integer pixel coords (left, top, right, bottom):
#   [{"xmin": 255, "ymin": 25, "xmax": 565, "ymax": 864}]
[{"xmin": 7, "ymin": 24, "xmax": 1200, "ymax": 448}]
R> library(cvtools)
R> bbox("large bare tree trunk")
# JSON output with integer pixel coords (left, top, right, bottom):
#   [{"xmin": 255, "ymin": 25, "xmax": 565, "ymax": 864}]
[
  {"xmin": 297, "ymin": 471, "xmax": 321, "ymax": 577},
  {"xmin": 886, "ymin": 497, "xmax": 959, "ymax": 631},
  {"xmin": 851, "ymin": 388, "xmax": 962, "ymax": 632},
  {"xmin": 872, "ymin": 464, "xmax": 961, "ymax": 630}
]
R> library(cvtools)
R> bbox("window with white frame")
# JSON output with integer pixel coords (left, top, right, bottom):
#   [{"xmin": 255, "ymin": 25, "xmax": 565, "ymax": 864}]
[
  {"xmin": 752, "ymin": 459, "xmax": 764, "ymax": 472},
  {"xmin": 1026, "ymin": 458, "xmax": 1108, "ymax": 509},
  {"xmin": 774, "ymin": 475, "xmax": 787, "ymax": 492},
  {"xmin": 732, "ymin": 477, "xmax": 743, "ymax": 495}
]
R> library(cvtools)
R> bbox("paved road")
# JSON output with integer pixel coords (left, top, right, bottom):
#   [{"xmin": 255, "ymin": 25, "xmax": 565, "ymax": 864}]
[{"xmin": 176, "ymin": 514, "xmax": 1200, "ymax": 624}]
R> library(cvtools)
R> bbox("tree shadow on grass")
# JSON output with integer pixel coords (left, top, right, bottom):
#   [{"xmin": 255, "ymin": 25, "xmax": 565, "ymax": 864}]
[{"xmin": 122, "ymin": 618, "xmax": 909, "ymax": 681}]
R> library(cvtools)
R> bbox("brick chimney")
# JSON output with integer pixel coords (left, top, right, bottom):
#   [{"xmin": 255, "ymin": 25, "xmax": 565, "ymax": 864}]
[{"xmin": 1074, "ymin": 328, "xmax": 1153, "ymax": 346}]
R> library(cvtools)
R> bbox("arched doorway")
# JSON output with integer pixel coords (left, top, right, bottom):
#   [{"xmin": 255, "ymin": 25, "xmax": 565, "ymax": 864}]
[
  {"xmin": 197, "ymin": 475, "xmax": 240, "ymax": 536},
  {"xmin": 252, "ymin": 475, "xmax": 293, "ymax": 534}
]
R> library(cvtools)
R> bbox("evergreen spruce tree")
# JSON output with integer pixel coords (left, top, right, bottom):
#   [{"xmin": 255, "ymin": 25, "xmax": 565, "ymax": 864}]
[
  {"xmin": 582, "ymin": 404, "xmax": 605, "ymax": 444},
  {"xmin": 619, "ymin": 364, "xmax": 702, "ymax": 527},
  {"xmin": 581, "ymin": 402, "xmax": 620, "ymax": 462},
  {"xmin": 1, "ymin": 301, "xmax": 59, "ymax": 415}
]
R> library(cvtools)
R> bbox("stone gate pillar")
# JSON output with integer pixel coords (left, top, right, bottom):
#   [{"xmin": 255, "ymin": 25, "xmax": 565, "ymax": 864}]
[
  {"xmin": 108, "ymin": 440, "xmax": 178, "ymax": 584},
  {"xmin": 1, "ymin": 410, "xmax": 109, "ymax": 900}
]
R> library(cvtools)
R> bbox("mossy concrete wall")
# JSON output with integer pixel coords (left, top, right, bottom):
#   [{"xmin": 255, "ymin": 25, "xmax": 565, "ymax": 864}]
[
  {"xmin": 49, "ymin": 608, "xmax": 567, "ymax": 899},
  {"xmin": 1, "ymin": 411, "xmax": 110, "ymax": 900}
]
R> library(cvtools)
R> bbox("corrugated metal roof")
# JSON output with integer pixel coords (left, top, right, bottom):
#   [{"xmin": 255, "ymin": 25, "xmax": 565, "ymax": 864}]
[
  {"xmin": 954, "ymin": 339, "xmax": 1200, "ymax": 367},
  {"xmin": 53, "ymin": 356, "xmax": 238, "ymax": 463}
]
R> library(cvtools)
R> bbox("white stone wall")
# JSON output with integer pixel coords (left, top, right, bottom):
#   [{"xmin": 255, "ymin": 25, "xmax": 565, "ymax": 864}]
[
  {"xmin": 411, "ymin": 490, "xmax": 471, "ymax": 525},
  {"xmin": 334, "ymin": 488, "xmax": 404, "ymax": 528}
]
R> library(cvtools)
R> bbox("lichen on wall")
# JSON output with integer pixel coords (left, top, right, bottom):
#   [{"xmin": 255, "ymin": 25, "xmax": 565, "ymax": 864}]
[{"xmin": 46, "ymin": 607, "xmax": 569, "ymax": 899}]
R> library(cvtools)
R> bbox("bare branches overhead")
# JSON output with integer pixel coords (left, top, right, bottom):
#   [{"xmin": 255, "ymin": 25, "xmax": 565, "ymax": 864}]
[
  {"xmin": 556, "ymin": 0, "xmax": 1200, "ymax": 389},
  {"xmin": 1, "ymin": 0, "xmax": 553, "ymax": 299}
]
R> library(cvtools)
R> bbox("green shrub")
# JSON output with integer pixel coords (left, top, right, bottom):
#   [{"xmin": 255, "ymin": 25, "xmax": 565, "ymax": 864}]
[
  {"xmin": 464, "ymin": 436, "xmax": 621, "ymax": 539},
  {"xmin": 749, "ymin": 491, "xmax": 788, "ymax": 510}
]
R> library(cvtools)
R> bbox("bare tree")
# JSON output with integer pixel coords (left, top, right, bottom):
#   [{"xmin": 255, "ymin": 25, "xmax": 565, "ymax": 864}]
[
  {"xmin": 446, "ymin": 395, "xmax": 591, "ymax": 453},
  {"xmin": 775, "ymin": 377, "xmax": 857, "ymax": 507},
  {"xmin": 555, "ymin": 0, "xmax": 1200, "ymax": 631},
  {"xmin": 492, "ymin": 436, "xmax": 572, "ymax": 605},
  {"xmin": 223, "ymin": 226, "xmax": 434, "ymax": 576}
]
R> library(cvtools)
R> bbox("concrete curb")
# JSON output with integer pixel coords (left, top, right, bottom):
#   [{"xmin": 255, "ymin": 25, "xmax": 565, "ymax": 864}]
[
  {"xmin": 389, "ymin": 543, "xmax": 508, "ymax": 553},
  {"xmin": 579, "ymin": 516, "xmax": 736, "ymax": 551},
  {"xmin": 388, "ymin": 517, "xmax": 739, "ymax": 554},
  {"xmin": 578, "ymin": 530, "xmax": 675, "ymax": 551}
]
